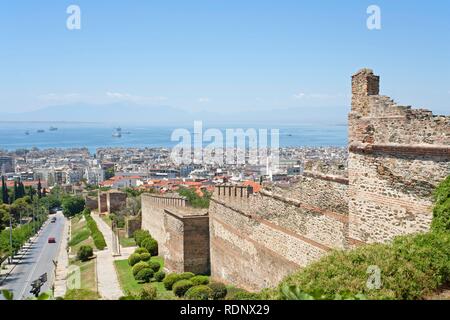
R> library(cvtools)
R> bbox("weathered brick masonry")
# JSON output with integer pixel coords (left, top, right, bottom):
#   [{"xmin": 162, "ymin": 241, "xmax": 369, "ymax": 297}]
[
  {"xmin": 348, "ymin": 69, "xmax": 450, "ymax": 243},
  {"xmin": 141, "ymin": 193, "xmax": 210, "ymax": 274},
  {"xmin": 210, "ymin": 179, "xmax": 349, "ymax": 291},
  {"xmin": 209, "ymin": 69, "xmax": 449, "ymax": 290}
]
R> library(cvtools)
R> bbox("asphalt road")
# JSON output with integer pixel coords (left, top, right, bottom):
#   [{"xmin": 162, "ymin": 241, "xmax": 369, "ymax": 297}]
[{"xmin": 0, "ymin": 211, "xmax": 66, "ymax": 300}]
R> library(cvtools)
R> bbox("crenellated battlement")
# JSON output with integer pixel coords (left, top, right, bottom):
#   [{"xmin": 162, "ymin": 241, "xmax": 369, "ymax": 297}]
[{"xmin": 141, "ymin": 193, "xmax": 189, "ymax": 208}]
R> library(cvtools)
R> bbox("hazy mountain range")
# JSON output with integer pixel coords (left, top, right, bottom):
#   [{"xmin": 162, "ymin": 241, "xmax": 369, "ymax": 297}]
[{"xmin": 0, "ymin": 102, "xmax": 348, "ymax": 126}]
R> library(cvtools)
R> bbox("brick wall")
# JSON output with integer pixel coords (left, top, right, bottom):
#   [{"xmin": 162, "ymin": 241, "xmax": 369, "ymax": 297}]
[
  {"xmin": 107, "ymin": 191, "xmax": 127, "ymax": 214},
  {"xmin": 98, "ymin": 193, "xmax": 107, "ymax": 213},
  {"xmin": 141, "ymin": 193, "xmax": 188, "ymax": 255},
  {"xmin": 348, "ymin": 69, "xmax": 450, "ymax": 243},
  {"xmin": 209, "ymin": 178, "xmax": 349, "ymax": 291},
  {"xmin": 209, "ymin": 69, "xmax": 449, "ymax": 291},
  {"xmin": 164, "ymin": 210, "xmax": 210, "ymax": 274}
]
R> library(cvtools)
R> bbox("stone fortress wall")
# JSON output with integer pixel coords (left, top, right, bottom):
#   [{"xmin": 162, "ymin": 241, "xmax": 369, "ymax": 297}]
[
  {"xmin": 141, "ymin": 193, "xmax": 210, "ymax": 274},
  {"xmin": 209, "ymin": 69, "xmax": 449, "ymax": 290},
  {"xmin": 348, "ymin": 69, "xmax": 450, "ymax": 243},
  {"xmin": 210, "ymin": 176, "xmax": 350, "ymax": 291},
  {"xmin": 140, "ymin": 69, "xmax": 449, "ymax": 291}
]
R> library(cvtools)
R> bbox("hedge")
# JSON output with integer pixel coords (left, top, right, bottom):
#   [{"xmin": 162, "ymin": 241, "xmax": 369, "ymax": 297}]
[
  {"xmin": 83, "ymin": 210, "xmax": 106, "ymax": 250},
  {"xmin": 139, "ymin": 284, "xmax": 157, "ymax": 300},
  {"xmin": 154, "ymin": 271, "xmax": 166, "ymax": 282},
  {"xmin": 135, "ymin": 268, "xmax": 154, "ymax": 283},
  {"xmin": 77, "ymin": 245, "xmax": 93, "ymax": 262},
  {"xmin": 191, "ymin": 275, "xmax": 210, "ymax": 286},
  {"xmin": 185, "ymin": 285, "xmax": 213, "ymax": 300},
  {"xmin": 208, "ymin": 282, "xmax": 228, "ymax": 300},
  {"xmin": 173, "ymin": 280, "xmax": 194, "ymax": 297},
  {"xmin": 132, "ymin": 261, "xmax": 150, "ymax": 277}
]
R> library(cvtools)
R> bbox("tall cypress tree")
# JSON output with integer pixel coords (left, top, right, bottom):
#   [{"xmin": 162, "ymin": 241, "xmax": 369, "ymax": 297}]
[
  {"xmin": 28, "ymin": 186, "xmax": 34, "ymax": 201},
  {"xmin": 37, "ymin": 179, "xmax": 42, "ymax": 199},
  {"xmin": 1, "ymin": 176, "xmax": 8, "ymax": 204},
  {"xmin": 13, "ymin": 180, "xmax": 18, "ymax": 202},
  {"xmin": 19, "ymin": 181, "xmax": 26, "ymax": 198}
]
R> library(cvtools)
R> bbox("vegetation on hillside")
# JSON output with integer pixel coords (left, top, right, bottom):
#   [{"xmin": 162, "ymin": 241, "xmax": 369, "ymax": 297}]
[
  {"xmin": 274, "ymin": 175, "xmax": 450, "ymax": 300},
  {"xmin": 177, "ymin": 187, "xmax": 211, "ymax": 209}
]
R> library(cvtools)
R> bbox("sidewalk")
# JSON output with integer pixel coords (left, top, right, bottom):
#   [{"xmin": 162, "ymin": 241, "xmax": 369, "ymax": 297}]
[
  {"xmin": 91, "ymin": 213, "xmax": 124, "ymax": 300},
  {"xmin": 53, "ymin": 217, "xmax": 69, "ymax": 298}
]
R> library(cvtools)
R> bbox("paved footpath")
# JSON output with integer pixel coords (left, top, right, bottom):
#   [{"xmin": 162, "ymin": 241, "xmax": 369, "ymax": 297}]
[
  {"xmin": 92, "ymin": 213, "xmax": 124, "ymax": 300},
  {"xmin": 53, "ymin": 215, "xmax": 70, "ymax": 298}
]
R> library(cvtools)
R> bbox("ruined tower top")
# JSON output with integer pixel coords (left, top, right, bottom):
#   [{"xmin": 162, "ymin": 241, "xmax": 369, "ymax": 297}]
[{"xmin": 351, "ymin": 68, "xmax": 380, "ymax": 115}]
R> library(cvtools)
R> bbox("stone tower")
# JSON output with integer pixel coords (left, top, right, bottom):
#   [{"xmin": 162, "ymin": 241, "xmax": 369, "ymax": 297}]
[
  {"xmin": 348, "ymin": 69, "xmax": 450, "ymax": 244},
  {"xmin": 351, "ymin": 68, "xmax": 380, "ymax": 115}
]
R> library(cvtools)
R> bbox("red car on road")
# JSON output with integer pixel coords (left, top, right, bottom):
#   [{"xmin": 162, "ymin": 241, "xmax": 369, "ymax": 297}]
[{"xmin": 48, "ymin": 237, "xmax": 56, "ymax": 243}]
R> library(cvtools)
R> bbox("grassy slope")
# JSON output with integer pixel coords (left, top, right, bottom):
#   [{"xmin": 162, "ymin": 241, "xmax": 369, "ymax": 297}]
[
  {"xmin": 69, "ymin": 216, "xmax": 94, "ymax": 253},
  {"xmin": 114, "ymin": 256, "xmax": 175, "ymax": 299},
  {"xmin": 64, "ymin": 259, "xmax": 99, "ymax": 300}
]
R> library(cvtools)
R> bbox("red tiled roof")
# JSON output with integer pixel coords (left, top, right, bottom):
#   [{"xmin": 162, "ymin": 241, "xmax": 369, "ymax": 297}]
[{"xmin": 242, "ymin": 180, "xmax": 262, "ymax": 193}]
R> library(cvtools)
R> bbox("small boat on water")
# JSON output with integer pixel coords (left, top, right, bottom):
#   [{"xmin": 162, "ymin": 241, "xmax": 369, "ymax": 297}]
[
  {"xmin": 25, "ymin": 131, "xmax": 30, "ymax": 135},
  {"xmin": 49, "ymin": 126, "xmax": 58, "ymax": 131},
  {"xmin": 112, "ymin": 128, "xmax": 122, "ymax": 138},
  {"xmin": 37, "ymin": 129, "xmax": 45, "ymax": 133}
]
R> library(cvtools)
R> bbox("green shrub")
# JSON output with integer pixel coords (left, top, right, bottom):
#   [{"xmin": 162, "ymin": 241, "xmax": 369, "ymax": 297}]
[
  {"xmin": 154, "ymin": 271, "xmax": 166, "ymax": 282},
  {"xmin": 139, "ymin": 284, "xmax": 157, "ymax": 300},
  {"xmin": 190, "ymin": 275, "xmax": 209, "ymax": 286},
  {"xmin": 163, "ymin": 273, "xmax": 182, "ymax": 290},
  {"xmin": 133, "ymin": 230, "xmax": 152, "ymax": 247},
  {"xmin": 185, "ymin": 285, "xmax": 213, "ymax": 300},
  {"xmin": 128, "ymin": 253, "xmax": 142, "ymax": 267},
  {"xmin": 148, "ymin": 260, "xmax": 161, "ymax": 273},
  {"xmin": 134, "ymin": 247, "xmax": 149, "ymax": 255},
  {"xmin": 279, "ymin": 231, "xmax": 450, "ymax": 300},
  {"xmin": 177, "ymin": 188, "xmax": 211, "ymax": 208},
  {"xmin": 132, "ymin": 261, "xmax": 150, "ymax": 277},
  {"xmin": 179, "ymin": 272, "xmax": 195, "ymax": 280},
  {"xmin": 140, "ymin": 253, "xmax": 151, "ymax": 262},
  {"xmin": 173, "ymin": 279, "xmax": 194, "ymax": 297},
  {"xmin": 432, "ymin": 176, "xmax": 450, "ymax": 233},
  {"xmin": 83, "ymin": 211, "xmax": 106, "ymax": 250},
  {"xmin": 77, "ymin": 245, "xmax": 93, "ymax": 262},
  {"xmin": 208, "ymin": 282, "xmax": 228, "ymax": 300},
  {"xmin": 141, "ymin": 237, "xmax": 158, "ymax": 256},
  {"xmin": 135, "ymin": 268, "xmax": 154, "ymax": 283}
]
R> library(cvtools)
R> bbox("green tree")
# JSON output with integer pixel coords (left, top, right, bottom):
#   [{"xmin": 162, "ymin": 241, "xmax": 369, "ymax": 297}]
[
  {"xmin": 178, "ymin": 187, "xmax": 211, "ymax": 208},
  {"xmin": 1, "ymin": 176, "xmax": 9, "ymax": 204},
  {"xmin": 18, "ymin": 181, "xmax": 26, "ymax": 199},
  {"xmin": 104, "ymin": 167, "xmax": 115, "ymax": 180},
  {"xmin": 13, "ymin": 180, "xmax": 18, "ymax": 202},
  {"xmin": 37, "ymin": 179, "xmax": 42, "ymax": 199},
  {"xmin": 0, "ymin": 204, "xmax": 9, "ymax": 231},
  {"xmin": 62, "ymin": 196, "xmax": 85, "ymax": 217}
]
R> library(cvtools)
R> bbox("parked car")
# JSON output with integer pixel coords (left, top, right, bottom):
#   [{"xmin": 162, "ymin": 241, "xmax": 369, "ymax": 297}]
[{"xmin": 48, "ymin": 237, "xmax": 56, "ymax": 243}]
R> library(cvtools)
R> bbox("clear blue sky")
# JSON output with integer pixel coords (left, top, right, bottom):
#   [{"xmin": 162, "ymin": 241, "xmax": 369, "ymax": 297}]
[{"xmin": 0, "ymin": 0, "xmax": 448, "ymax": 120}]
